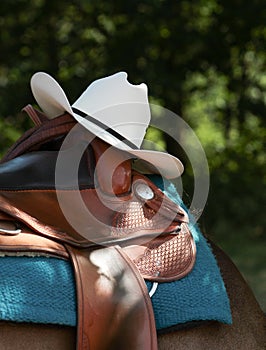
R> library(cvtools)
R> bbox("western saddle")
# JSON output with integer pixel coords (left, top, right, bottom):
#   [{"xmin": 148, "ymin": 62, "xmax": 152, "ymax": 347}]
[{"xmin": 0, "ymin": 106, "xmax": 196, "ymax": 350}]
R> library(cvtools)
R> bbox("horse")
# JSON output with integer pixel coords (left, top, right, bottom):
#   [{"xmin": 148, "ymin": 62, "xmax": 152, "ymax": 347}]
[{"xmin": 0, "ymin": 106, "xmax": 265, "ymax": 350}]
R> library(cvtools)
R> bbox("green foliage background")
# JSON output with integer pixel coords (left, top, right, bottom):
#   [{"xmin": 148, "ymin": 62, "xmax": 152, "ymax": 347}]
[{"xmin": 0, "ymin": 0, "xmax": 265, "ymax": 309}]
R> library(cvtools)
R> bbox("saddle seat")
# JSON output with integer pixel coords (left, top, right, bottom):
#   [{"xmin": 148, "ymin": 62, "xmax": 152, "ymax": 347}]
[{"xmin": 0, "ymin": 106, "xmax": 196, "ymax": 350}]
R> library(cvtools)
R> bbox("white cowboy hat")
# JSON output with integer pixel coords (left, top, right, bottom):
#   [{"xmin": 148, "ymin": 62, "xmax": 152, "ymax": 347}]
[{"xmin": 30, "ymin": 71, "xmax": 183, "ymax": 178}]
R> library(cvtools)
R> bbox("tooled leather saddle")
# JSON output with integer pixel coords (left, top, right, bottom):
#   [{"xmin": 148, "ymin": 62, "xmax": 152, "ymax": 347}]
[{"xmin": 0, "ymin": 106, "xmax": 196, "ymax": 350}]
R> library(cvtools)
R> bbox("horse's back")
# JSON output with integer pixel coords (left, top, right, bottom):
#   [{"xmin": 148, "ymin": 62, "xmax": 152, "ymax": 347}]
[
  {"xmin": 0, "ymin": 242, "xmax": 265, "ymax": 350},
  {"xmin": 158, "ymin": 242, "xmax": 266, "ymax": 350},
  {"xmin": 0, "ymin": 322, "xmax": 76, "ymax": 350}
]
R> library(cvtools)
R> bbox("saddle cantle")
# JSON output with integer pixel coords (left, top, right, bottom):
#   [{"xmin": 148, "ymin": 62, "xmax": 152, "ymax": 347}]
[{"xmin": 0, "ymin": 105, "xmax": 196, "ymax": 349}]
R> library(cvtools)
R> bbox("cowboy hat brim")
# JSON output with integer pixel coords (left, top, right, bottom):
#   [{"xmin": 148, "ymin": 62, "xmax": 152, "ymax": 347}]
[{"xmin": 31, "ymin": 72, "xmax": 184, "ymax": 178}]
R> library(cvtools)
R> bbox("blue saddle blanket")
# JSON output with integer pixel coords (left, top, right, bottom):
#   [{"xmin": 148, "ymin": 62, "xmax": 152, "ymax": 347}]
[{"xmin": 0, "ymin": 177, "xmax": 232, "ymax": 330}]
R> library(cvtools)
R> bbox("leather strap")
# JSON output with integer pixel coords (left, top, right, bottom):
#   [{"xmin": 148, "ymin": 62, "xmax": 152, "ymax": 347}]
[
  {"xmin": 22, "ymin": 104, "xmax": 49, "ymax": 126},
  {"xmin": 66, "ymin": 244, "xmax": 158, "ymax": 350}
]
